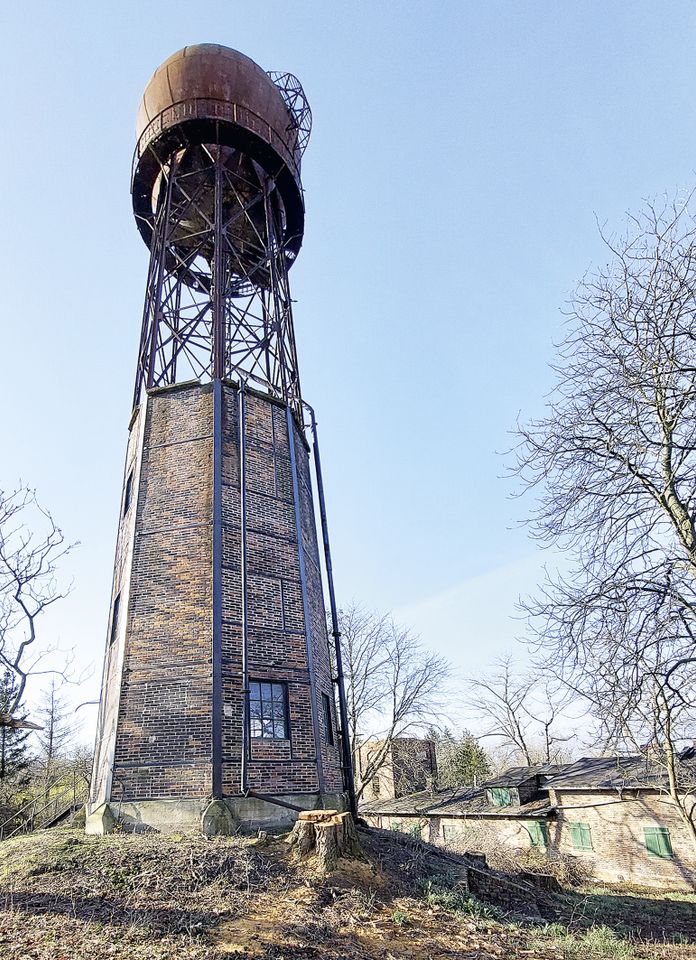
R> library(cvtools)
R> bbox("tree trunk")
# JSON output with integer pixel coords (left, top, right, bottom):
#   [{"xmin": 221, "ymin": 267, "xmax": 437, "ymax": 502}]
[
  {"xmin": 287, "ymin": 810, "xmax": 362, "ymax": 873},
  {"xmin": 662, "ymin": 708, "xmax": 696, "ymax": 857}
]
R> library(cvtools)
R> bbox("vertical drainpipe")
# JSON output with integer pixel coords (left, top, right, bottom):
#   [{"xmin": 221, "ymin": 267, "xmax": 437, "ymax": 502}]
[
  {"xmin": 306, "ymin": 403, "xmax": 358, "ymax": 818},
  {"xmin": 211, "ymin": 152, "xmax": 225, "ymax": 800},
  {"xmin": 239, "ymin": 383, "xmax": 250, "ymax": 794},
  {"xmin": 286, "ymin": 405, "xmax": 326, "ymax": 797},
  {"xmin": 211, "ymin": 378, "xmax": 223, "ymax": 800}
]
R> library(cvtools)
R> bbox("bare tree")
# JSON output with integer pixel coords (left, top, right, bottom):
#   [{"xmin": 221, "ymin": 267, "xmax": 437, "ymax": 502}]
[
  {"xmin": 337, "ymin": 602, "xmax": 450, "ymax": 800},
  {"xmin": 550, "ymin": 593, "xmax": 696, "ymax": 844},
  {"xmin": 468, "ymin": 655, "xmax": 572, "ymax": 766},
  {"xmin": 0, "ymin": 486, "xmax": 74, "ymax": 718},
  {"xmin": 514, "ymin": 192, "xmax": 696, "ymax": 847}
]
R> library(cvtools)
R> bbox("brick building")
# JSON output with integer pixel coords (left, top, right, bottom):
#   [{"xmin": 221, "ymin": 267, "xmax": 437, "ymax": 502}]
[
  {"xmin": 363, "ymin": 754, "xmax": 696, "ymax": 890},
  {"xmin": 358, "ymin": 738, "xmax": 437, "ymax": 803}
]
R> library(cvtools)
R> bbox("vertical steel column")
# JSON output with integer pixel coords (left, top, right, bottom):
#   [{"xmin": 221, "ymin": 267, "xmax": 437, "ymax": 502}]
[
  {"xmin": 239, "ymin": 383, "xmax": 250, "ymax": 794},
  {"xmin": 133, "ymin": 158, "xmax": 177, "ymax": 408},
  {"xmin": 263, "ymin": 181, "xmax": 287, "ymax": 403},
  {"xmin": 306, "ymin": 404, "xmax": 357, "ymax": 817},
  {"xmin": 212, "ymin": 153, "xmax": 226, "ymax": 380},
  {"xmin": 211, "ymin": 379, "xmax": 224, "ymax": 799},
  {"xmin": 286, "ymin": 406, "xmax": 326, "ymax": 795}
]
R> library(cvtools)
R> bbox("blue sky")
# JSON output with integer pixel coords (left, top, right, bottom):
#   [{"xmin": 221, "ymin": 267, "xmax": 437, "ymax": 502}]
[{"xmin": 2, "ymin": 1, "xmax": 696, "ymax": 740}]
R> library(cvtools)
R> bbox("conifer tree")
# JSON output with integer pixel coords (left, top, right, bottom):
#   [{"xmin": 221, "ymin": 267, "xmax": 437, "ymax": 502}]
[
  {"xmin": 0, "ymin": 669, "xmax": 32, "ymax": 782},
  {"xmin": 428, "ymin": 727, "xmax": 491, "ymax": 788}
]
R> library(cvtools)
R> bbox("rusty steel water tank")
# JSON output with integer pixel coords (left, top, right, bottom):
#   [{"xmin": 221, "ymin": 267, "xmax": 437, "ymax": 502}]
[{"xmin": 131, "ymin": 44, "xmax": 308, "ymax": 261}]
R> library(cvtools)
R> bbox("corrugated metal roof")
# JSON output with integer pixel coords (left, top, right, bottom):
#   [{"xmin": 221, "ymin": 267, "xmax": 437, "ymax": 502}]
[
  {"xmin": 543, "ymin": 755, "xmax": 696, "ymax": 791},
  {"xmin": 362, "ymin": 784, "xmax": 555, "ymax": 819},
  {"xmin": 360, "ymin": 752, "xmax": 696, "ymax": 819},
  {"xmin": 483, "ymin": 764, "xmax": 565, "ymax": 787}
]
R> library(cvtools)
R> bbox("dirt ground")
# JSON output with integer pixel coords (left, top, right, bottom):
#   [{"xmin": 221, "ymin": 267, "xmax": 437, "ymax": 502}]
[{"xmin": 1, "ymin": 827, "xmax": 695, "ymax": 960}]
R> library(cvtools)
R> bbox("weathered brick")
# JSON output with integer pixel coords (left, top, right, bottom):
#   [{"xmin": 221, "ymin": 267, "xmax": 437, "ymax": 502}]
[{"xmin": 91, "ymin": 381, "xmax": 344, "ymax": 810}]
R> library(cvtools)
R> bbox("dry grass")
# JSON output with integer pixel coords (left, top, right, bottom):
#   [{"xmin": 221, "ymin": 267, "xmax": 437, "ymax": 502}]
[{"xmin": 0, "ymin": 827, "xmax": 695, "ymax": 959}]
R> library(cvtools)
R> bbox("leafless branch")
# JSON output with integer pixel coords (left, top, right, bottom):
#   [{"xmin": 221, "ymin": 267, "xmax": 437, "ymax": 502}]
[
  {"xmin": 0, "ymin": 486, "xmax": 76, "ymax": 717},
  {"xmin": 513, "ymin": 191, "xmax": 696, "ymax": 845}
]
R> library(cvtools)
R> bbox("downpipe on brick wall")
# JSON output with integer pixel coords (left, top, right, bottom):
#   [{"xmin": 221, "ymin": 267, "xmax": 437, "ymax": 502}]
[
  {"xmin": 238, "ymin": 381, "xmax": 250, "ymax": 796},
  {"xmin": 287, "ymin": 404, "xmax": 326, "ymax": 796},
  {"xmin": 303, "ymin": 401, "xmax": 358, "ymax": 819},
  {"xmin": 212, "ymin": 378, "xmax": 224, "ymax": 799}
]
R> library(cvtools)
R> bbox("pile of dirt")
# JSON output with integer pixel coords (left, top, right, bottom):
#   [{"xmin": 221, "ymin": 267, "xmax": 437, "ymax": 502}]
[{"xmin": 0, "ymin": 827, "xmax": 694, "ymax": 959}]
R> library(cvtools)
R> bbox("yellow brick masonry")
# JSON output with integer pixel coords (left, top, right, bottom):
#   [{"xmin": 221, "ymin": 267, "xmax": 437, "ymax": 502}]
[
  {"xmin": 552, "ymin": 789, "xmax": 696, "ymax": 889},
  {"xmin": 366, "ymin": 790, "xmax": 696, "ymax": 891}
]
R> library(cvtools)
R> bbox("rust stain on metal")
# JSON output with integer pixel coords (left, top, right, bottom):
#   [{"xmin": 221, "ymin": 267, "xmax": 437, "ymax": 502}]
[
  {"xmin": 136, "ymin": 44, "xmax": 298, "ymax": 155},
  {"xmin": 131, "ymin": 43, "xmax": 305, "ymax": 263}
]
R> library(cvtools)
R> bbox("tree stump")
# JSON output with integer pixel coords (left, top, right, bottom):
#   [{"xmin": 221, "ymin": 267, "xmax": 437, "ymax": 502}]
[{"xmin": 287, "ymin": 810, "xmax": 362, "ymax": 872}]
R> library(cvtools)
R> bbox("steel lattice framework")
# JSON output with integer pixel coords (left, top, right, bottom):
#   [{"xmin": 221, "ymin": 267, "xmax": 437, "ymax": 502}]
[{"xmin": 133, "ymin": 144, "xmax": 302, "ymax": 415}]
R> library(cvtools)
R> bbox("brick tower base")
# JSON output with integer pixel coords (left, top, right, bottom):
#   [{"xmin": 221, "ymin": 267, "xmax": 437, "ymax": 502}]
[{"xmin": 88, "ymin": 381, "xmax": 346, "ymax": 834}]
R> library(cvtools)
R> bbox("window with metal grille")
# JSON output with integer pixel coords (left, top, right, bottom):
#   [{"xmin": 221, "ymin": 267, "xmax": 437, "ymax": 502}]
[
  {"xmin": 569, "ymin": 822, "xmax": 593, "ymax": 851},
  {"xmin": 109, "ymin": 593, "xmax": 121, "ymax": 646},
  {"xmin": 321, "ymin": 692, "xmax": 334, "ymax": 746},
  {"xmin": 123, "ymin": 468, "xmax": 134, "ymax": 516},
  {"xmin": 249, "ymin": 681, "xmax": 288, "ymax": 739},
  {"xmin": 644, "ymin": 826, "xmax": 673, "ymax": 859},
  {"xmin": 525, "ymin": 820, "xmax": 548, "ymax": 847},
  {"xmin": 488, "ymin": 787, "xmax": 513, "ymax": 807}
]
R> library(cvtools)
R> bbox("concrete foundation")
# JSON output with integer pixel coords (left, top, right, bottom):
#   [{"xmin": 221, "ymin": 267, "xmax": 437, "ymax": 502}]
[{"xmin": 85, "ymin": 791, "xmax": 347, "ymax": 836}]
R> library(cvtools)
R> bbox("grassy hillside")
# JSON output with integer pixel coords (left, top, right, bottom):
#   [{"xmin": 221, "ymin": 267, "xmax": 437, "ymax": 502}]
[{"xmin": 1, "ymin": 827, "xmax": 695, "ymax": 959}]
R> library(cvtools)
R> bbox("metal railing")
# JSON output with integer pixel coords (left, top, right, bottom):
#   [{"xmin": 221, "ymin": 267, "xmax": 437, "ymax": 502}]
[{"xmin": 0, "ymin": 774, "xmax": 90, "ymax": 841}]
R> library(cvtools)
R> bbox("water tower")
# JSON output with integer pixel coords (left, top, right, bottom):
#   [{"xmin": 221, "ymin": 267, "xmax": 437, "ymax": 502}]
[{"xmin": 87, "ymin": 45, "xmax": 354, "ymax": 834}]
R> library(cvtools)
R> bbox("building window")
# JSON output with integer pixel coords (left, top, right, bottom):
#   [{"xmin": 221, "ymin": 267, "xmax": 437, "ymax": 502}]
[
  {"xmin": 488, "ymin": 787, "xmax": 513, "ymax": 807},
  {"xmin": 372, "ymin": 776, "xmax": 381, "ymax": 796},
  {"xmin": 442, "ymin": 822, "xmax": 458, "ymax": 843},
  {"xmin": 249, "ymin": 681, "xmax": 288, "ymax": 739},
  {"xmin": 321, "ymin": 692, "xmax": 334, "ymax": 746},
  {"xmin": 123, "ymin": 468, "xmax": 134, "ymax": 516},
  {"xmin": 644, "ymin": 826, "xmax": 673, "ymax": 859},
  {"xmin": 569, "ymin": 822, "xmax": 593, "ymax": 851},
  {"xmin": 525, "ymin": 820, "xmax": 548, "ymax": 847},
  {"xmin": 109, "ymin": 593, "xmax": 121, "ymax": 646}
]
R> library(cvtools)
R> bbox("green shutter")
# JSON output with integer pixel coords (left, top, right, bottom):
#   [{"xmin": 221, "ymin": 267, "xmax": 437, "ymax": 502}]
[
  {"xmin": 569, "ymin": 822, "xmax": 593, "ymax": 851},
  {"xmin": 526, "ymin": 820, "xmax": 548, "ymax": 847},
  {"xmin": 489, "ymin": 787, "xmax": 512, "ymax": 807},
  {"xmin": 644, "ymin": 826, "xmax": 673, "ymax": 859}
]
